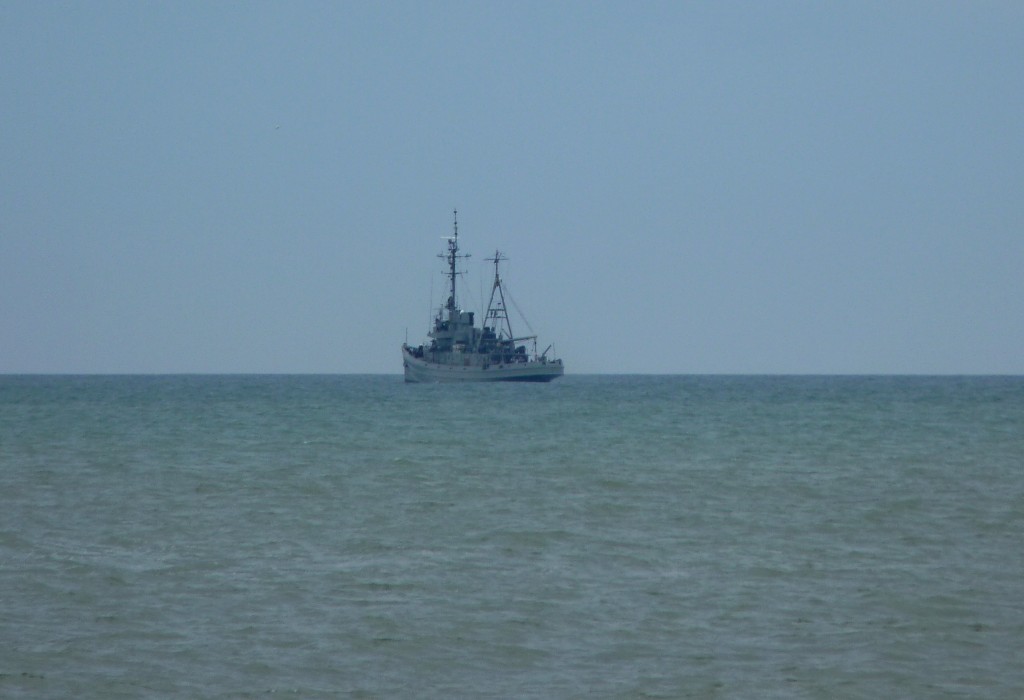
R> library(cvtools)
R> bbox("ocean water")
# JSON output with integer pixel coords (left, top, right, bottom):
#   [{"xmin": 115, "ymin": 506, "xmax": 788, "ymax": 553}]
[{"xmin": 1, "ymin": 375, "xmax": 1022, "ymax": 699}]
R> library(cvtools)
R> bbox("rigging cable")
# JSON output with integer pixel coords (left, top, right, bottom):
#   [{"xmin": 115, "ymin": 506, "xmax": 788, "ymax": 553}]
[{"xmin": 503, "ymin": 280, "xmax": 535, "ymax": 336}]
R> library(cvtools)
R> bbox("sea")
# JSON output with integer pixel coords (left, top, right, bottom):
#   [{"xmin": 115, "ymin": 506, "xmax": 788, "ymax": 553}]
[{"xmin": 1, "ymin": 375, "xmax": 1022, "ymax": 699}]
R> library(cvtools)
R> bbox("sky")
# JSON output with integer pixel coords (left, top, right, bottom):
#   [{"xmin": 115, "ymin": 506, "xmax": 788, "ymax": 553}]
[{"xmin": 2, "ymin": 1, "xmax": 1022, "ymax": 374}]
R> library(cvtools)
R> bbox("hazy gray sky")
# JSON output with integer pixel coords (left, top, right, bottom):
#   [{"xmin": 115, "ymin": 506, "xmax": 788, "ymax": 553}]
[{"xmin": 3, "ymin": 2, "xmax": 1022, "ymax": 374}]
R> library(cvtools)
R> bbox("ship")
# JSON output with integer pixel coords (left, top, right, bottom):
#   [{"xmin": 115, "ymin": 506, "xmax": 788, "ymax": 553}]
[{"xmin": 402, "ymin": 211, "xmax": 564, "ymax": 382}]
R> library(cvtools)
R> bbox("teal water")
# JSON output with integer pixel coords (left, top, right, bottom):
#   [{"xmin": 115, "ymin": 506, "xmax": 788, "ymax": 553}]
[{"xmin": 2, "ymin": 375, "xmax": 1022, "ymax": 698}]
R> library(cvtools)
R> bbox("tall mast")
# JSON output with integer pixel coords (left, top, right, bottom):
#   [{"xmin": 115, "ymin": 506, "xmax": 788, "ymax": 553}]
[{"xmin": 438, "ymin": 209, "xmax": 469, "ymax": 316}]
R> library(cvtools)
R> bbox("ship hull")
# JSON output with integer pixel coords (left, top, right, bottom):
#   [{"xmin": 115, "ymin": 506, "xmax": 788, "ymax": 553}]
[{"xmin": 402, "ymin": 346, "xmax": 563, "ymax": 383}]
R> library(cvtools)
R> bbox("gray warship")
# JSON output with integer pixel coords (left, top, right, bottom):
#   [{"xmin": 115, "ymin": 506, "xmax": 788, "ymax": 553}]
[{"xmin": 402, "ymin": 211, "xmax": 564, "ymax": 382}]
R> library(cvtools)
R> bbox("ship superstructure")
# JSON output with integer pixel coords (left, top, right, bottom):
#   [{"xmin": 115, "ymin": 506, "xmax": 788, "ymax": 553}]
[{"xmin": 402, "ymin": 211, "xmax": 564, "ymax": 382}]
